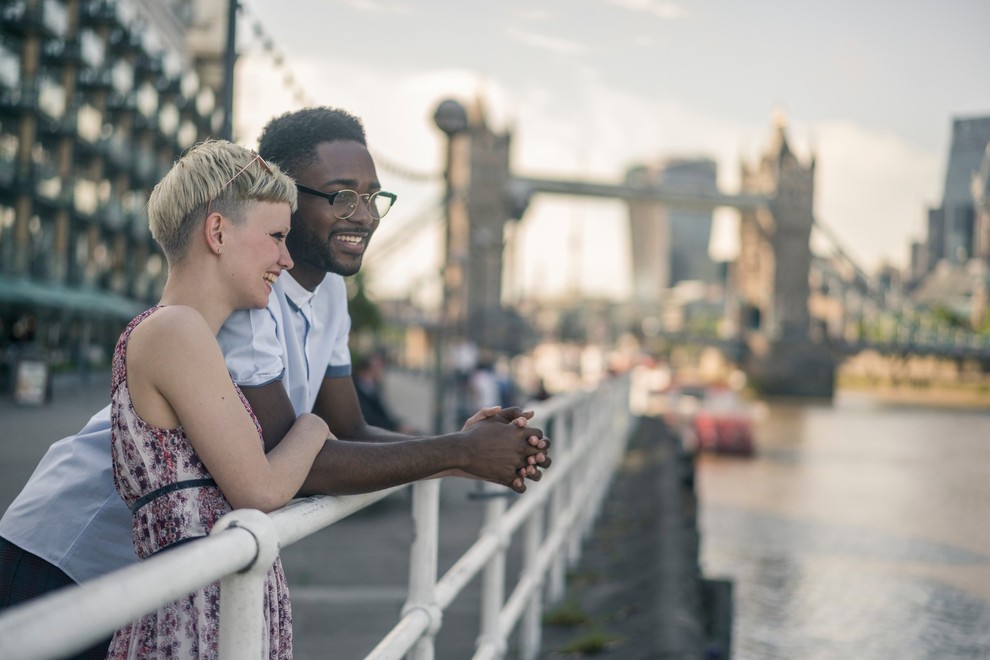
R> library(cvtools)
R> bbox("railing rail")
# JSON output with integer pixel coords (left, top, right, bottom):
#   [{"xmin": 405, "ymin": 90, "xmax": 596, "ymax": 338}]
[{"xmin": 0, "ymin": 375, "xmax": 632, "ymax": 660}]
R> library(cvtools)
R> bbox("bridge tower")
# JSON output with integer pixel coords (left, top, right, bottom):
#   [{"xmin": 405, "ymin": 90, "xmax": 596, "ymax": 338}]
[
  {"xmin": 436, "ymin": 98, "xmax": 517, "ymax": 354},
  {"xmin": 435, "ymin": 97, "xmax": 837, "ymax": 396},
  {"xmin": 736, "ymin": 117, "xmax": 836, "ymax": 396}
]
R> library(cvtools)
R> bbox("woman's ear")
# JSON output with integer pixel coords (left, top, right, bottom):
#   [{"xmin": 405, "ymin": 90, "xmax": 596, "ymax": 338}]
[{"xmin": 205, "ymin": 211, "xmax": 224, "ymax": 255}]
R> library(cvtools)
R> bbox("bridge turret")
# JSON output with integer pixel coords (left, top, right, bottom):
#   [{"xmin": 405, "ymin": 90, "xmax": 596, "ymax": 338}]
[
  {"xmin": 436, "ymin": 96, "xmax": 518, "ymax": 354},
  {"xmin": 737, "ymin": 115, "xmax": 836, "ymax": 396}
]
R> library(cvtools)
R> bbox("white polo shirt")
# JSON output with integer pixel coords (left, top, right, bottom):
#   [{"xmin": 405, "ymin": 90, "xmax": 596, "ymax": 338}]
[
  {"xmin": 219, "ymin": 272, "xmax": 352, "ymax": 414},
  {"xmin": 0, "ymin": 273, "xmax": 351, "ymax": 582}
]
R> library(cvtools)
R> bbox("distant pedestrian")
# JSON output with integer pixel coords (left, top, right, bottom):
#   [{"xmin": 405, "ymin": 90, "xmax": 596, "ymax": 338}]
[
  {"xmin": 494, "ymin": 356, "xmax": 517, "ymax": 408},
  {"xmin": 533, "ymin": 378, "xmax": 551, "ymax": 402},
  {"xmin": 353, "ymin": 350, "xmax": 418, "ymax": 434},
  {"xmin": 469, "ymin": 356, "xmax": 501, "ymax": 411}
]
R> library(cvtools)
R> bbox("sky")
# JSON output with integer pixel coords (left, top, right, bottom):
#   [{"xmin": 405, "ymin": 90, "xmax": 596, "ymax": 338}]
[{"xmin": 232, "ymin": 0, "xmax": 990, "ymax": 303}]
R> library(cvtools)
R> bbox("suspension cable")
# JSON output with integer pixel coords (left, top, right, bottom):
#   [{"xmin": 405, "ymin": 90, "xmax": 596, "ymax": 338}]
[{"xmin": 236, "ymin": 2, "xmax": 441, "ymax": 183}]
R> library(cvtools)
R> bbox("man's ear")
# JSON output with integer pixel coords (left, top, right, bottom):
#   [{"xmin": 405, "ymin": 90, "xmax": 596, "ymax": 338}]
[{"xmin": 205, "ymin": 211, "xmax": 224, "ymax": 255}]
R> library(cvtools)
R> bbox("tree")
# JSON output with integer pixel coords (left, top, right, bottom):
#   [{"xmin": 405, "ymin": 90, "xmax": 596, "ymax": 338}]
[{"xmin": 346, "ymin": 271, "xmax": 384, "ymax": 336}]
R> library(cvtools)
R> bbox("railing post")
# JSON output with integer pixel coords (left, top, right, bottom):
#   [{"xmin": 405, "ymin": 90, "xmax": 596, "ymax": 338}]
[
  {"xmin": 519, "ymin": 506, "xmax": 544, "ymax": 660},
  {"xmin": 478, "ymin": 492, "xmax": 508, "ymax": 656},
  {"xmin": 567, "ymin": 405, "xmax": 588, "ymax": 568},
  {"xmin": 213, "ymin": 509, "xmax": 280, "ymax": 660},
  {"xmin": 404, "ymin": 479, "xmax": 442, "ymax": 660},
  {"xmin": 546, "ymin": 409, "xmax": 571, "ymax": 605}
]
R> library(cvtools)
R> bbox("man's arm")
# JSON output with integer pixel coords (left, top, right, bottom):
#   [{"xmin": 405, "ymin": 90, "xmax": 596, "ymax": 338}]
[
  {"xmin": 241, "ymin": 379, "xmax": 546, "ymax": 495},
  {"xmin": 313, "ymin": 375, "xmax": 411, "ymax": 442},
  {"xmin": 314, "ymin": 376, "xmax": 551, "ymax": 479},
  {"xmin": 242, "ymin": 381, "xmax": 298, "ymax": 454},
  {"xmin": 242, "ymin": 378, "xmax": 390, "ymax": 452}
]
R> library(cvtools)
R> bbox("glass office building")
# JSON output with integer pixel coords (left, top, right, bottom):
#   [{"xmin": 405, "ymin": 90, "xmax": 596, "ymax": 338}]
[{"xmin": 0, "ymin": 0, "xmax": 223, "ymax": 389}]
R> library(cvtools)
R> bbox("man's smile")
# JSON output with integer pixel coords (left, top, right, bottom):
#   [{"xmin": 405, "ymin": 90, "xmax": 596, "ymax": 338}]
[{"xmin": 332, "ymin": 231, "xmax": 369, "ymax": 254}]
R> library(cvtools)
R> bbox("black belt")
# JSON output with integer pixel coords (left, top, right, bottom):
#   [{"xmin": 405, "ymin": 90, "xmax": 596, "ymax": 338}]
[{"xmin": 130, "ymin": 478, "xmax": 218, "ymax": 513}]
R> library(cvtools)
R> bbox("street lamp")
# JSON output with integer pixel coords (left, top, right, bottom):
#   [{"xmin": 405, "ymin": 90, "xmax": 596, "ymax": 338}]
[
  {"xmin": 220, "ymin": 0, "xmax": 238, "ymax": 141},
  {"xmin": 432, "ymin": 98, "xmax": 468, "ymax": 434}
]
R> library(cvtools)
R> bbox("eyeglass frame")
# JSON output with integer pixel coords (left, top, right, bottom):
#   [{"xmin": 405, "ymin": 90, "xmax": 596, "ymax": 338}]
[
  {"xmin": 205, "ymin": 152, "xmax": 274, "ymax": 217},
  {"xmin": 295, "ymin": 183, "xmax": 398, "ymax": 220}
]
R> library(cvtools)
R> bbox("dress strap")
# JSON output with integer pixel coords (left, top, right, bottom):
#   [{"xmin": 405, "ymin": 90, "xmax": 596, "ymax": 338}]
[
  {"xmin": 111, "ymin": 306, "xmax": 161, "ymax": 393},
  {"xmin": 130, "ymin": 478, "xmax": 218, "ymax": 513}
]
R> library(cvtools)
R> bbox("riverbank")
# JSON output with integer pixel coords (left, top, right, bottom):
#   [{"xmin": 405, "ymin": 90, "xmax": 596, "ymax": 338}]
[
  {"xmin": 837, "ymin": 381, "xmax": 990, "ymax": 409},
  {"xmin": 539, "ymin": 416, "xmax": 729, "ymax": 659}
]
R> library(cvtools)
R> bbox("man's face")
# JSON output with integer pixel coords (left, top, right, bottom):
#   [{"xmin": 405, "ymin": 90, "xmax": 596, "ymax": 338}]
[{"xmin": 289, "ymin": 140, "xmax": 381, "ymax": 277}]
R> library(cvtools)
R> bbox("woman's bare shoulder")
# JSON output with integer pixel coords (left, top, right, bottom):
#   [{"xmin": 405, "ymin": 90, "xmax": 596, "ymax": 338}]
[
  {"xmin": 136, "ymin": 305, "xmax": 210, "ymax": 337},
  {"xmin": 129, "ymin": 306, "xmax": 218, "ymax": 361}
]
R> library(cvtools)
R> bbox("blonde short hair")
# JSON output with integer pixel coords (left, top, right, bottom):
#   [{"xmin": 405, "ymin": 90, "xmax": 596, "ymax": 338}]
[{"xmin": 148, "ymin": 139, "xmax": 297, "ymax": 263}]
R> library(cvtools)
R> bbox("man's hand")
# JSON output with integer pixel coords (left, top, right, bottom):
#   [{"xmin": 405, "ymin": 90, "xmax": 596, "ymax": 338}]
[
  {"xmin": 458, "ymin": 409, "xmax": 550, "ymax": 493},
  {"xmin": 461, "ymin": 406, "xmax": 535, "ymax": 429},
  {"xmin": 462, "ymin": 406, "xmax": 551, "ymax": 485}
]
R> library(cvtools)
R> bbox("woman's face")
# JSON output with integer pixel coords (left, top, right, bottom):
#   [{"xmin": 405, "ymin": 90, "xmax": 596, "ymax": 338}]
[{"xmin": 222, "ymin": 200, "xmax": 294, "ymax": 309}]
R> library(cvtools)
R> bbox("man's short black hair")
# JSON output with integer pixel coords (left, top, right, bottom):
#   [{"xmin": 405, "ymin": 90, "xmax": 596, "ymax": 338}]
[{"xmin": 257, "ymin": 107, "xmax": 367, "ymax": 178}]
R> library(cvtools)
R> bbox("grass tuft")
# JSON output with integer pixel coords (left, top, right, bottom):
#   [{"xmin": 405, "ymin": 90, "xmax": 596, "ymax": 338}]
[
  {"xmin": 559, "ymin": 629, "xmax": 623, "ymax": 654},
  {"xmin": 543, "ymin": 600, "xmax": 591, "ymax": 627}
]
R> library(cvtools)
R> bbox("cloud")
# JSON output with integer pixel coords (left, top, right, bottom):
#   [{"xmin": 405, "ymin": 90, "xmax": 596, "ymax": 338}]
[
  {"xmin": 512, "ymin": 8, "xmax": 553, "ymax": 21},
  {"xmin": 504, "ymin": 26, "xmax": 589, "ymax": 56},
  {"xmin": 803, "ymin": 120, "xmax": 940, "ymax": 269},
  {"xmin": 237, "ymin": 44, "xmax": 940, "ymax": 303},
  {"xmin": 345, "ymin": 0, "xmax": 411, "ymax": 14},
  {"xmin": 605, "ymin": 0, "xmax": 688, "ymax": 20}
]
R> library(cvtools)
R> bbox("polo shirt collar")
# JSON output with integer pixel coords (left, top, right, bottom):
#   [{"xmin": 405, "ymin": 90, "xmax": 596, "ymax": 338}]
[{"xmin": 281, "ymin": 271, "xmax": 318, "ymax": 310}]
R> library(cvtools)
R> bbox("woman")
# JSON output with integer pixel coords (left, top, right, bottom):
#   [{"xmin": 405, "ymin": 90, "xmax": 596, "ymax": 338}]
[{"xmin": 107, "ymin": 140, "xmax": 329, "ymax": 658}]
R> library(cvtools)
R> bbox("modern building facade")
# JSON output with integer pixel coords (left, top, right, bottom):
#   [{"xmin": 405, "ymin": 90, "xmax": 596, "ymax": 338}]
[
  {"xmin": 937, "ymin": 115, "xmax": 990, "ymax": 264},
  {"xmin": 625, "ymin": 157, "xmax": 719, "ymax": 310},
  {"xmin": 972, "ymin": 142, "xmax": 990, "ymax": 264},
  {"xmin": 657, "ymin": 158, "xmax": 719, "ymax": 287},
  {"xmin": 0, "ymin": 0, "xmax": 224, "ymax": 388}
]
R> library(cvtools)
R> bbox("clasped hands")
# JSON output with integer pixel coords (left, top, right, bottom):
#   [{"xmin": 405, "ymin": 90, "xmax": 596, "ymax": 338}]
[{"xmin": 462, "ymin": 405, "xmax": 551, "ymax": 493}]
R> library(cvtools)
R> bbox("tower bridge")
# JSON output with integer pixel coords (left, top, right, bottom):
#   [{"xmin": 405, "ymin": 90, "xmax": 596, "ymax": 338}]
[{"xmin": 428, "ymin": 98, "xmax": 990, "ymax": 398}]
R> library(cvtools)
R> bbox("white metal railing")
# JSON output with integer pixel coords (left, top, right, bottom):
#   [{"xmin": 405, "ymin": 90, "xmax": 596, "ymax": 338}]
[{"xmin": 0, "ymin": 375, "xmax": 632, "ymax": 660}]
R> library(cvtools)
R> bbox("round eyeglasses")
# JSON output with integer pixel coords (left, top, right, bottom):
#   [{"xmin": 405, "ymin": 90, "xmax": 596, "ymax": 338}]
[{"xmin": 295, "ymin": 183, "xmax": 397, "ymax": 220}]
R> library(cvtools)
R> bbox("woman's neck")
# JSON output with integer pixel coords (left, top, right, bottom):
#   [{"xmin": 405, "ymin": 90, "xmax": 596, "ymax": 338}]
[{"xmin": 158, "ymin": 271, "xmax": 234, "ymax": 336}]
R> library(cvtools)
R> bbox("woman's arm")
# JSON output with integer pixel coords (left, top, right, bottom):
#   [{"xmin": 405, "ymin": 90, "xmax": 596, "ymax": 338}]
[{"xmin": 127, "ymin": 307, "xmax": 328, "ymax": 512}]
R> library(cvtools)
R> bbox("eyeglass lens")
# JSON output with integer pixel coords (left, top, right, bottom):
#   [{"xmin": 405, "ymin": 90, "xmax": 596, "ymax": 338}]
[{"xmin": 333, "ymin": 190, "xmax": 393, "ymax": 220}]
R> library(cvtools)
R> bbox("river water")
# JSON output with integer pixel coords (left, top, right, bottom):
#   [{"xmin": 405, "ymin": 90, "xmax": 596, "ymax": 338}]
[{"xmin": 696, "ymin": 391, "xmax": 990, "ymax": 659}]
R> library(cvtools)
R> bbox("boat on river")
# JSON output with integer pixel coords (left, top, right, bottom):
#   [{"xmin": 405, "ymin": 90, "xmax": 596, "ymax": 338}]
[{"xmin": 659, "ymin": 383, "xmax": 756, "ymax": 457}]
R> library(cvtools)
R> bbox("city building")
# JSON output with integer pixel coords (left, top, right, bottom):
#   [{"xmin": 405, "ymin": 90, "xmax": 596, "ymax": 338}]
[
  {"xmin": 923, "ymin": 206, "xmax": 944, "ymax": 280},
  {"xmin": 625, "ymin": 157, "xmax": 719, "ymax": 310},
  {"xmin": 0, "ymin": 0, "xmax": 224, "ymax": 390},
  {"xmin": 972, "ymin": 142, "xmax": 990, "ymax": 265},
  {"xmin": 657, "ymin": 158, "xmax": 719, "ymax": 287},
  {"xmin": 909, "ymin": 114, "xmax": 990, "ymax": 328},
  {"xmin": 937, "ymin": 115, "xmax": 990, "ymax": 264}
]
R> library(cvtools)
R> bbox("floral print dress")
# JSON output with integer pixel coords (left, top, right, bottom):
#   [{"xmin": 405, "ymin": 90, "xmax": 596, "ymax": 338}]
[{"xmin": 107, "ymin": 307, "xmax": 292, "ymax": 659}]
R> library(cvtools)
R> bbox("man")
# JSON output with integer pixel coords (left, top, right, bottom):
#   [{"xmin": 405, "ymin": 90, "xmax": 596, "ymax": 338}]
[
  {"xmin": 0, "ymin": 107, "xmax": 549, "ymax": 656},
  {"xmin": 232, "ymin": 107, "xmax": 547, "ymax": 493},
  {"xmin": 353, "ymin": 350, "xmax": 418, "ymax": 434}
]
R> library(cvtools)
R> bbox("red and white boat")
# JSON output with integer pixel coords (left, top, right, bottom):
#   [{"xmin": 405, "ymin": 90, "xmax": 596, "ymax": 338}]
[{"xmin": 660, "ymin": 383, "xmax": 756, "ymax": 457}]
